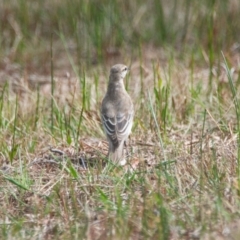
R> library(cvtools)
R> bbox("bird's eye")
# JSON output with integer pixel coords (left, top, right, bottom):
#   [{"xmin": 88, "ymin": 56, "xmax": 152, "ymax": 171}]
[{"xmin": 123, "ymin": 67, "xmax": 128, "ymax": 71}]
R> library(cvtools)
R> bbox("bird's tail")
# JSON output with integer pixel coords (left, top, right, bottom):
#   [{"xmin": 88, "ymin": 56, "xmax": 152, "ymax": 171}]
[{"xmin": 108, "ymin": 141, "xmax": 125, "ymax": 164}]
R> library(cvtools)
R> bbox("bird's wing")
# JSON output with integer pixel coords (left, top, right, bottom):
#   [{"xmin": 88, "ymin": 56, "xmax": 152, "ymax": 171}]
[
  {"xmin": 102, "ymin": 111, "xmax": 133, "ymax": 148},
  {"xmin": 116, "ymin": 111, "xmax": 133, "ymax": 137}
]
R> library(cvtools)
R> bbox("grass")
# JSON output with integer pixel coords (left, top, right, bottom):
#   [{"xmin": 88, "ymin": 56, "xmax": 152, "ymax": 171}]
[{"xmin": 1, "ymin": 0, "xmax": 240, "ymax": 239}]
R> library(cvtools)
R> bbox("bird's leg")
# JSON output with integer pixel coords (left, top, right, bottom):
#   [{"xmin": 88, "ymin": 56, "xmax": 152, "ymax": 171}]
[{"xmin": 124, "ymin": 140, "xmax": 129, "ymax": 158}]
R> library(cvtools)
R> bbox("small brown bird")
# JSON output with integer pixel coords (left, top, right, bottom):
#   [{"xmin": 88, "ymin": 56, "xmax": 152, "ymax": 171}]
[{"xmin": 101, "ymin": 64, "xmax": 134, "ymax": 163}]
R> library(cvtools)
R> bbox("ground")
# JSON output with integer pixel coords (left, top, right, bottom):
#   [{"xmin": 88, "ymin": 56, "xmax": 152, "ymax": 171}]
[{"xmin": 1, "ymin": 1, "xmax": 240, "ymax": 239}]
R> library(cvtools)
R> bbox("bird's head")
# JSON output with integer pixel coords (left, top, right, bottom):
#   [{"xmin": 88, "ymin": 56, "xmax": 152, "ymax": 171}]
[{"xmin": 110, "ymin": 64, "xmax": 129, "ymax": 81}]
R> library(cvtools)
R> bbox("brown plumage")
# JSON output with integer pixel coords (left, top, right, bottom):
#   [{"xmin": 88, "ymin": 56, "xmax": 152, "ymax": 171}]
[{"xmin": 101, "ymin": 64, "xmax": 134, "ymax": 163}]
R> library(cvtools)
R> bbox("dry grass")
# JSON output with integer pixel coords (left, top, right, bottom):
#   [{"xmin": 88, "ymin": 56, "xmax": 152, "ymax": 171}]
[
  {"xmin": 1, "ymin": 46, "xmax": 240, "ymax": 239},
  {"xmin": 1, "ymin": 0, "xmax": 240, "ymax": 239}
]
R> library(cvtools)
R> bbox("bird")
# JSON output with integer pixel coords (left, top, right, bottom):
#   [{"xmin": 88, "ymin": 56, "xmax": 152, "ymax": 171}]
[{"xmin": 101, "ymin": 64, "xmax": 134, "ymax": 164}]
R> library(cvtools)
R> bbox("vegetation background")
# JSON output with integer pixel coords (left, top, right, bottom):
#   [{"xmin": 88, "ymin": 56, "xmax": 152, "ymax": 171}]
[{"xmin": 1, "ymin": 0, "xmax": 240, "ymax": 239}]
